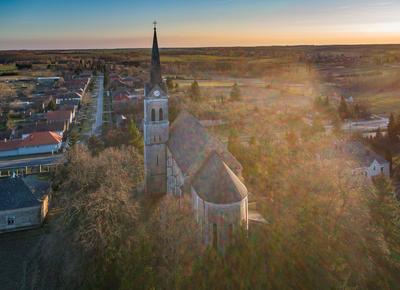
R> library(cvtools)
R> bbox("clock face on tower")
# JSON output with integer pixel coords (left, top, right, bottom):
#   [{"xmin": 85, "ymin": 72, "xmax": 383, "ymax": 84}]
[{"xmin": 153, "ymin": 90, "xmax": 161, "ymax": 97}]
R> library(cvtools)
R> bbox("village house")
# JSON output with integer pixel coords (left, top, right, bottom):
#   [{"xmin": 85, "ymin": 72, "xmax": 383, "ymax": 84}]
[
  {"xmin": 122, "ymin": 76, "xmax": 143, "ymax": 88},
  {"xmin": 0, "ymin": 131, "xmax": 63, "ymax": 158},
  {"xmin": 36, "ymin": 76, "xmax": 61, "ymax": 86},
  {"xmin": 55, "ymin": 92, "xmax": 82, "ymax": 106},
  {"xmin": 16, "ymin": 120, "xmax": 67, "ymax": 139},
  {"xmin": 45, "ymin": 110, "xmax": 74, "ymax": 126},
  {"xmin": 110, "ymin": 76, "xmax": 142, "ymax": 91},
  {"xmin": 112, "ymin": 89, "xmax": 138, "ymax": 111},
  {"xmin": 0, "ymin": 177, "xmax": 49, "ymax": 233},
  {"xmin": 343, "ymin": 141, "xmax": 390, "ymax": 178},
  {"xmin": 63, "ymin": 77, "xmax": 91, "ymax": 96}
]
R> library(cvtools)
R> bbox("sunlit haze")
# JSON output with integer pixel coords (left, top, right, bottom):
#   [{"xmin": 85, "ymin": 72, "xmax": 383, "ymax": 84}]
[{"xmin": 1, "ymin": 0, "xmax": 400, "ymax": 49}]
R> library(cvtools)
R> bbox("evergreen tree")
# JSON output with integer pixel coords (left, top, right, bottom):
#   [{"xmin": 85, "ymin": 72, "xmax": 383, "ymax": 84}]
[
  {"xmin": 46, "ymin": 99, "xmax": 56, "ymax": 111},
  {"xmin": 128, "ymin": 119, "xmax": 143, "ymax": 153},
  {"xmin": 369, "ymin": 177, "xmax": 400, "ymax": 268},
  {"xmin": 385, "ymin": 149, "xmax": 393, "ymax": 176},
  {"xmin": 87, "ymin": 135, "xmax": 104, "ymax": 156},
  {"xmin": 189, "ymin": 80, "xmax": 201, "ymax": 102},
  {"xmin": 103, "ymin": 65, "xmax": 109, "ymax": 89},
  {"xmin": 396, "ymin": 113, "xmax": 400, "ymax": 138},
  {"xmin": 6, "ymin": 117, "xmax": 14, "ymax": 131},
  {"xmin": 323, "ymin": 96, "xmax": 329, "ymax": 106},
  {"xmin": 230, "ymin": 83, "xmax": 241, "ymax": 101},
  {"xmin": 166, "ymin": 77, "xmax": 174, "ymax": 91},
  {"xmin": 228, "ymin": 129, "xmax": 241, "ymax": 156},
  {"xmin": 375, "ymin": 127, "xmax": 383, "ymax": 139},
  {"xmin": 313, "ymin": 96, "xmax": 323, "ymax": 108},
  {"xmin": 68, "ymin": 129, "xmax": 79, "ymax": 148},
  {"xmin": 354, "ymin": 103, "xmax": 360, "ymax": 119},
  {"xmin": 338, "ymin": 96, "xmax": 349, "ymax": 120},
  {"xmin": 388, "ymin": 113, "xmax": 397, "ymax": 142}
]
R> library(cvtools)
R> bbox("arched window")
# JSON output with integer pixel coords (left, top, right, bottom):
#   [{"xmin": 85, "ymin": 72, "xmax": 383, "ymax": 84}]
[
  {"xmin": 212, "ymin": 223, "xmax": 218, "ymax": 249},
  {"xmin": 159, "ymin": 108, "xmax": 163, "ymax": 121},
  {"xmin": 151, "ymin": 109, "xmax": 156, "ymax": 121},
  {"xmin": 156, "ymin": 155, "xmax": 159, "ymax": 166},
  {"xmin": 228, "ymin": 224, "xmax": 233, "ymax": 242}
]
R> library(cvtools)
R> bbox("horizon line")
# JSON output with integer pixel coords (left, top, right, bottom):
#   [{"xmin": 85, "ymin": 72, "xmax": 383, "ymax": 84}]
[{"xmin": 2, "ymin": 42, "xmax": 400, "ymax": 52}]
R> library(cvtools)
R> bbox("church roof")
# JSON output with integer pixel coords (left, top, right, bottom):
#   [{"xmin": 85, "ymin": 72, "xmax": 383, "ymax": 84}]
[
  {"xmin": 145, "ymin": 26, "xmax": 167, "ymax": 97},
  {"xmin": 150, "ymin": 26, "xmax": 162, "ymax": 86},
  {"xmin": 168, "ymin": 111, "xmax": 242, "ymax": 177},
  {"xmin": 192, "ymin": 152, "xmax": 248, "ymax": 204}
]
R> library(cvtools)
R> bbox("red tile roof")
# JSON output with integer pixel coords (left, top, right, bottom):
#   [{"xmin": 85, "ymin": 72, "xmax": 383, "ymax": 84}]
[
  {"xmin": 114, "ymin": 94, "xmax": 130, "ymax": 102},
  {"xmin": 0, "ymin": 139, "xmax": 21, "ymax": 151},
  {"xmin": 0, "ymin": 132, "xmax": 62, "ymax": 151},
  {"xmin": 22, "ymin": 131, "xmax": 62, "ymax": 147}
]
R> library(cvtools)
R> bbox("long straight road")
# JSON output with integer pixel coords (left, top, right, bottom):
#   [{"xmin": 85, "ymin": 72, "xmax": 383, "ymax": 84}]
[{"xmin": 92, "ymin": 75, "xmax": 104, "ymax": 136}]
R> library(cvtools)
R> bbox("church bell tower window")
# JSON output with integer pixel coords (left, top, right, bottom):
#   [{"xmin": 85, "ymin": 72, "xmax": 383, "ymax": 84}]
[
  {"xmin": 159, "ymin": 108, "xmax": 163, "ymax": 121},
  {"xmin": 212, "ymin": 223, "xmax": 218, "ymax": 249},
  {"xmin": 151, "ymin": 109, "xmax": 156, "ymax": 121}
]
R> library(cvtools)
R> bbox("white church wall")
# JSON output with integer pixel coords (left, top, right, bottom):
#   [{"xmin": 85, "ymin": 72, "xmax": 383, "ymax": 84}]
[
  {"xmin": 191, "ymin": 187, "xmax": 248, "ymax": 251},
  {"xmin": 166, "ymin": 147, "xmax": 184, "ymax": 196}
]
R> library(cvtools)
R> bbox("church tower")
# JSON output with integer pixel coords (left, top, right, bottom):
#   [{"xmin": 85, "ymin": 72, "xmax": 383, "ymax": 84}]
[{"xmin": 143, "ymin": 24, "xmax": 169, "ymax": 194}]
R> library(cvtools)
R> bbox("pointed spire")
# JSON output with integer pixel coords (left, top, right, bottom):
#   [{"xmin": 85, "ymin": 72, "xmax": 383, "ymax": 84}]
[{"xmin": 150, "ymin": 22, "xmax": 162, "ymax": 85}]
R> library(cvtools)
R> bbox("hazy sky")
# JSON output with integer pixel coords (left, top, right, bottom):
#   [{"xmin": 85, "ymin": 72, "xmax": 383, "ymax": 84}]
[{"xmin": 1, "ymin": 0, "xmax": 400, "ymax": 50}]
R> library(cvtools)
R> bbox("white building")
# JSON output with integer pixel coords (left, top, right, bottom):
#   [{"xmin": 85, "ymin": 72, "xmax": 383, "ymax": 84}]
[
  {"xmin": 344, "ymin": 141, "xmax": 390, "ymax": 178},
  {"xmin": 0, "ymin": 131, "xmax": 63, "ymax": 158}
]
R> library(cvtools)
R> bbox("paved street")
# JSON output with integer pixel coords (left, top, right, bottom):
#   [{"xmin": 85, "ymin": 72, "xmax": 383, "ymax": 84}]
[
  {"xmin": 91, "ymin": 75, "xmax": 104, "ymax": 136},
  {"xmin": 0, "ymin": 155, "xmax": 63, "ymax": 170},
  {"xmin": 342, "ymin": 115, "xmax": 389, "ymax": 132}
]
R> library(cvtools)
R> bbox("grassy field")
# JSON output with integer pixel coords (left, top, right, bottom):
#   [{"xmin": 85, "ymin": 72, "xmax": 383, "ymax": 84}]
[
  {"xmin": 174, "ymin": 79, "xmax": 238, "ymax": 88},
  {"xmin": 161, "ymin": 54, "xmax": 238, "ymax": 63},
  {"xmin": 0, "ymin": 64, "xmax": 17, "ymax": 76},
  {"xmin": 360, "ymin": 92, "xmax": 400, "ymax": 114},
  {"xmin": 1, "ymin": 44, "xmax": 399, "ymax": 115}
]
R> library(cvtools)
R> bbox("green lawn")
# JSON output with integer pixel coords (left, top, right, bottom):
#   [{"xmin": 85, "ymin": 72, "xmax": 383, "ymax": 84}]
[
  {"xmin": 360, "ymin": 92, "xmax": 400, "ymax": 115},
  {"xmin": 0, "ymin": 64, "xmax": 17, "ymax": 76}
]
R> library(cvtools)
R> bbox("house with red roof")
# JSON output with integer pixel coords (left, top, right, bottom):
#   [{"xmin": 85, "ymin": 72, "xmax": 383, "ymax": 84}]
[
  {"xmin": 112, "ymin": 89, "xmax": 139, "ymax": 111},
  {"xmin": 0, "ymin": 131, "xmax": 63, "ymax": 158}
]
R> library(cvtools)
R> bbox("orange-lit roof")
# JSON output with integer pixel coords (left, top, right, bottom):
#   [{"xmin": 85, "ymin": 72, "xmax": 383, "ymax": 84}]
[{"xmin": 0, "ymin": 131, "xmax": 62, "ymax": 151}]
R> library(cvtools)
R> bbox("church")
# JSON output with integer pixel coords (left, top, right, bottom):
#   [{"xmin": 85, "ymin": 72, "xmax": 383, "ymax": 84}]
[{"xmin": 143, "ymin": 25, "xmax": 249, "ymax": 250}]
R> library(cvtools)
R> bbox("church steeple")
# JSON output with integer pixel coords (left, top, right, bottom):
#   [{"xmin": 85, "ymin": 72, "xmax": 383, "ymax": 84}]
[
  {"xmin": 150, "ymin": 22, "xmax": 162, "ymax": 85},
  {"xmin": 143, "ymin": 23, "xmax": 169, "ymax": 194}
]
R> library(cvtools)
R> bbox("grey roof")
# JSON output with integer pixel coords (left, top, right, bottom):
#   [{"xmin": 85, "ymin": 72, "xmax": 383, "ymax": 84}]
[
  {"xmin": 344, "ymin": 141, "xmax": 388, "ymax": 167},
  {"xmin": 168, "ymin": 111, "xmax": 242, "ymax": 177},
  {"xmin": 192, "ymin": 152, "xmax": 248, "ymax": 204},
  {"xmin": 0, "ymin": 178, "xmax": 41, "ymax": 211},
  {"xmin": 22, "ymin": 176, "xmax": 51, "ymax": 200}
]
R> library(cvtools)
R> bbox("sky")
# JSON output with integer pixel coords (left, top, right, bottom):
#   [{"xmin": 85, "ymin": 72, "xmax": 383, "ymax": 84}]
[{"xmin": 1, "ymin": 0, "xmax": 400, "ymax": 50}]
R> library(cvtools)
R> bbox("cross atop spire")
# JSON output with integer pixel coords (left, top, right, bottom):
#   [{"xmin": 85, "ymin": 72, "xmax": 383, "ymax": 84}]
[{"xmin": 150, "ymin": 22, "xmax": 162, "ymax": 85}]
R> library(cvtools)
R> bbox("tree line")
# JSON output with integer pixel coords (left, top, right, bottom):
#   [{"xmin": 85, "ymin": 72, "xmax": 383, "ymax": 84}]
[{"xmin": 166, "ymin": 77, "xmax": 242, "ymax": 103}]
